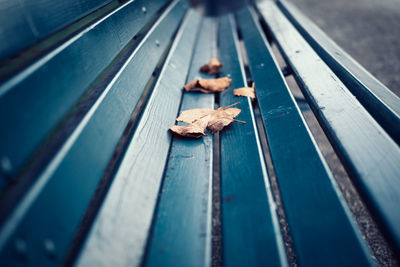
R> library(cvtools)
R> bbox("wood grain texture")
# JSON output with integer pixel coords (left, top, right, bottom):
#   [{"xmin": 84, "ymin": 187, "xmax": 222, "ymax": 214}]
[
  {"xmin": 278, "ymin": 0, "xmax": 400, "ymax": 144},
  {"xmin": 237, "ymin": 6, "xmax": 374, "ymax": 266},
  {"xmin": 256, "ymin": 0, "xmax": 400, "ymax": 255},
  {"xmin": 0, "ymin": 0, "xmax": 168, "ymax": 186},
  {"xmin": 75, "ymin": 10, "xmax": 201, "ymax": 267},
  {"xmin": 0, "ymin": 0, "xmax": 112, "ymax": 61},
  {"xmin": 0, "ymin": 2, "xmax": 186, "ymax": 266},
  {"xmin": 0, "ymin": 1, "xmax": 37, "ymax": 61},
  {"xmin": 144, "ymin": 17, "xmax": 217, "ymax": 267},
  {"xmin": 218, "ymin": 14, "xmax": 287, "ymax": 267}
]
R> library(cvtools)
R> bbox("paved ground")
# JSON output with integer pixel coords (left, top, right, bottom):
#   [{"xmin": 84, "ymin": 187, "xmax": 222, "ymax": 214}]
[{"xmin": 288, "ymin": 0, "xmax": 400, "ymax": 96}]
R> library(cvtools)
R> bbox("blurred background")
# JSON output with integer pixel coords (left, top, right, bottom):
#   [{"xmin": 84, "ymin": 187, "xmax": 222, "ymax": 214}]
[{"xmin": 192, "ymin": 0, "xmax": 400, "ymax": 96}]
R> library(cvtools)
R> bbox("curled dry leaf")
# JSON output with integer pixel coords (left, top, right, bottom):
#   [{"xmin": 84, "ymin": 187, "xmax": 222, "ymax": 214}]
[
  {"xmin": 169, "ymin": 115, "xmax": 210, "ymax": 138},
  {"xmin": 200, "ymin": 58, "xmax": 223, "ymax": 74},
  {"xmin": 184, "ymin": 77, "xmax": 232, "ymax": 93},
  {"xmin": 170, "ymin": 102, "xmax": 245, "ymax": 138},
  {"xmin": 207, "ymin": 107, "xmax": 242, "ymax": 132},
  {"xmin": 176, "ymin": 108, "xmax": 214, "ymax": 123},
  {"xmin": 234, "ymin": 82, "xmax": 255, "ymax": 99}
]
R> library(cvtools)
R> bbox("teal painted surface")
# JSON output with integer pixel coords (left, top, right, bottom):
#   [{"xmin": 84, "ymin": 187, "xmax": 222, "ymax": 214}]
[
  {"xmin": 76, "ymin": 9, "xmax": 201, "ymax": 267},
  {"xmin": 218, "ymin": 15, "xmax": 287, "ymax": 267},
  {"xmin": 278, "ymin": 0, "xmax": 400, "ymax": 145},
  {"xmin": 256, "ymin": 0, "xmax": 400, "ymax": 255},
  {"xmin": 0, "ymin": 2, "xmax": 186, "ymax": 266},
  {"xmin": 0, "ymin": 0, "xmax": 111, "ymax": 61},
  {"xmin": 0, "ymin": 0, "xmax": 168, "ymax": 187},
  {"xmin": 145, "ymin": 17, "xmax": 216, "ymax": 267},
  {"xmin": 237, "ymin": 7, "xmax": 374, "ymax": 266}
]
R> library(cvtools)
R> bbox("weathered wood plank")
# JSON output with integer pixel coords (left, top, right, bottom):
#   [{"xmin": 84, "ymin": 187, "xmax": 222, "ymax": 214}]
[
  {"xmin": 0, "ymin": 2, "xmax": 187, "ymax": 266},
  {"xmin": 0, "ymin": 0, "xmax": 168, "ymax": 187},
  {"xmin": 278, "ymin": 0, "xmax": 400, "ymax": 144},
  {"xmin": 0, "ymin": 0, "xmax": 112, "ymax": 61},
  {"xmin": 218, "ymin": 14, "xmax": 287, "ymax": 267},
  {"xmin": 237, "ymin": 6, "xmax": 374, "ymax": 266},
  {"xmin": 76, "ymin": 9, "xmax": 201, "ymax": 267},
  {"xmin": 144, "ymin": 17, "xmax": 217, "ymax": 267},
  {"xmin": 256, "ymin": 0, "xmax": 400, "ymax": 255}
]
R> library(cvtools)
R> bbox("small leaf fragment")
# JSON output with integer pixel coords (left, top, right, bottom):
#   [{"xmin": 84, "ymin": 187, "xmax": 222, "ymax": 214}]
[
  {"xmin": 184, "ymin": 77, "xmax": 232, "ymax": 93},
  {"xmin": 234, "ymin": 82, "xmax": 256, "ymax": 99},
  {"xmin": 200, "ymin": 58, "xmax": 223, "ymax": 74}
]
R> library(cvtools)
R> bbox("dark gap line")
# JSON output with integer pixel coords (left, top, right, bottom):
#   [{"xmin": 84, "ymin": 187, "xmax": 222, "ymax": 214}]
[
  {"xmin": 212, "ymin": 18, "xmax": 222, "ymax": 267},
  {"xmin": 281, "ymin": 66, "xmax": 292, "ymax": 77},
  {"xmin": 244, "ymin": 65, "xmax": 253, "ymax": 87},
  {"xmin": 236, "ymin": 26, "xmax": 243, "ymax": 40},
  {"xmin": 261, "ymin": 13, "xmax": 399, "ymax": 264},
  {"xmin": 258, "ymin": 18, "xmax": 273, "ymax": 44},
  {"xmin": 63, "ymin": 16, "xmax": 182, "ymax": 266},
  {"xmin": 211, "ymin": 130, "xmax": 221, "ymax": 267}
]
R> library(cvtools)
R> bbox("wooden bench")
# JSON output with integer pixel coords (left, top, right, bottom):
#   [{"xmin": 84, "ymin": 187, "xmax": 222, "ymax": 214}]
[{"xmin": 0, "ymin": 0, "xmax": 399, "ymax": 266}]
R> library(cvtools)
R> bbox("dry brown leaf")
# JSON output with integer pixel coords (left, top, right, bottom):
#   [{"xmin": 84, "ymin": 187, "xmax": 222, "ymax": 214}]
[
  {"xmin": 200, "ymin": 58, "xmax": 223, "ymax": 74},
  {"xmin": 169, "ymin": 115, "xmax": 210, "ymax": 138},
  {"xmin": 207, "ymin": 107, "xmax": 242, "ymax": 132},
  {"xmin": 183, "ymin": 80, "xmax": 198, "ymax": 91},
  {"xmin": 170, "ymin": 102, "xmax": 245, "ymax": 138},
  {"xmin": 176, "ymin": 108, "xmax": 214, "ymax": 123},
  {"xmin": 184, "ymin": 77, "xmax": 232, "ymax": 93},
  {"xmin": 234, "ymin": 82, "xmax": 255, "ymax": 99}
]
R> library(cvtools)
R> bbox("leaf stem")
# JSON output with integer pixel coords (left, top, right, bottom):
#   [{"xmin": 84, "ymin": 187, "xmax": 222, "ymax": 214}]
[
  {"xmin": 232, "ymin": 119, "xmax": 246, "ymax": 124},
  {"xmin": 222, "ymin": 102, "xmax": 240, "ymax": 109}
]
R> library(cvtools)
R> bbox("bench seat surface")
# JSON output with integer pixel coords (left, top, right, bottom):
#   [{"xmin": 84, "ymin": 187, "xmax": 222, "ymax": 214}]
[{"xmin": 0, "ymin": 0, "xmax": 399, "ymax": 266}]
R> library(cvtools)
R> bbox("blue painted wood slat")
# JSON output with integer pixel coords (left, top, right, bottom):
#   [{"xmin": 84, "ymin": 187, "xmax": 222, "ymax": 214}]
[
  {"xmin": 0, "ymin": 0, "xmax": 168, "ymax": 187},
  {"xmin": 0, "ymin": 1, "xmax": 187, "ymax": 266},
  {"xmin": 76, "ymin": 9, "xmax": 201, "ymax": 267},
  {"xmin": 0, "ymin": 0, "xmax": 112, "ymax": 61},
  {"xmin": 218, "ymin": 14, "xmax": 287, "ymax": 267},
  {"xmin": 277, "ymin": 0, "xmax": 400, "ymax": 144},
  {"xmin": 237, "ymin": 6, "xmax": 374, "ymax": 266},
  {"xmin": 256, "ymin": 0, "xmax": 400, "ymax": 255},
  {"xmin": 145, "ymin": 17, "xmax": 217, "ymax": 267}
]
